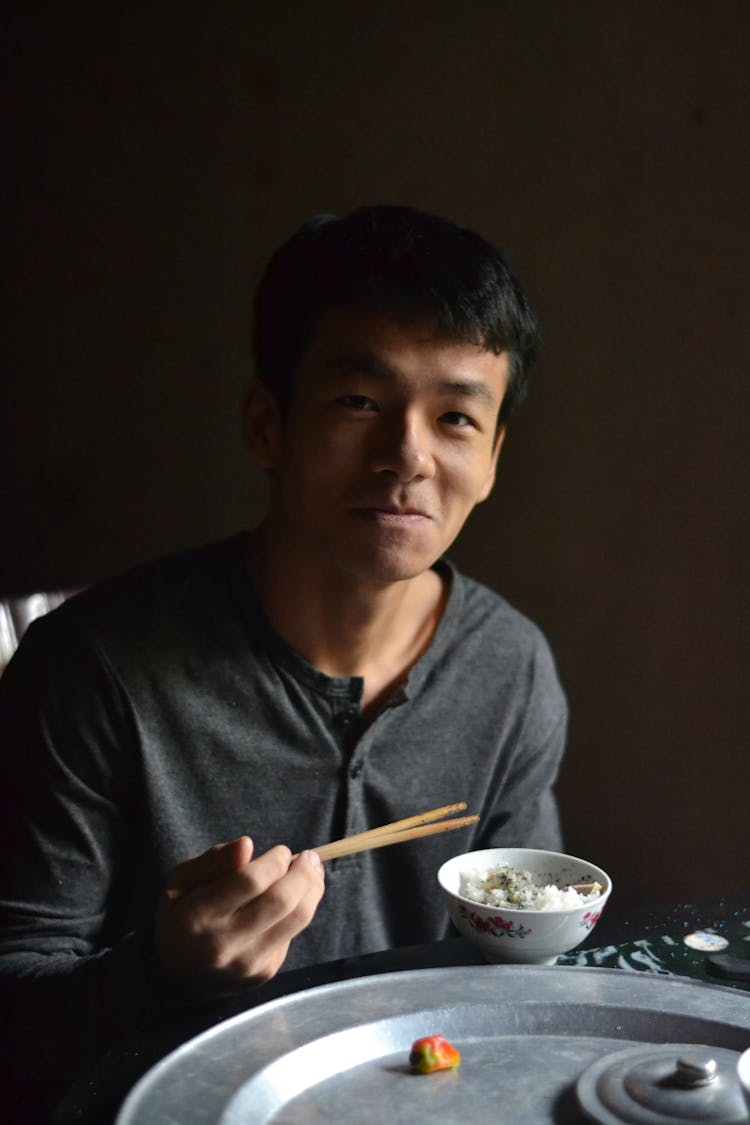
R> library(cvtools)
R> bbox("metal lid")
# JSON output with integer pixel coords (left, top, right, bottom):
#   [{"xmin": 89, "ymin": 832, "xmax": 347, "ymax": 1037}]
[{"xmin": 576, "ymin": 1042, "xmax": 749, "ymax": 1123}]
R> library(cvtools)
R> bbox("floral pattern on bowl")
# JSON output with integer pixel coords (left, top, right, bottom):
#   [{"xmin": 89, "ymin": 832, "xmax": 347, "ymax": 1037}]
[
  {"xmin": 580, "ymin": 910, "xmax": 601, "ymax": 931},
  {"xmin": 458, "ymin": 903, "xmax": 533, "ymax": 940}
]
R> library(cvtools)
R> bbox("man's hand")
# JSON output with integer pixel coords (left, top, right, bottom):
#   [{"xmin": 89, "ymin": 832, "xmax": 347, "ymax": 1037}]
[{"xmin": 154, "ymin": 836, "xmax": 325, "ymax": 996}]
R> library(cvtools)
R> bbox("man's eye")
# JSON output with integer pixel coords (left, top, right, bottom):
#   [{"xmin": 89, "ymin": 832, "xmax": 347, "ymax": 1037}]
[
  {"xmin": 440, "ymin": 411, "xmax": 475, "ymax": 428},
  {"xmin": 340, "ymin": 395, "xmax": 378, "ymax": 411}
]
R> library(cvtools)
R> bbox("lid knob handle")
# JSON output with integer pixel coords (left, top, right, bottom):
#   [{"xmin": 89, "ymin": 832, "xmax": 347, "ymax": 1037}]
[{"xmin": 674, "ymin": 1052, "xmax": 718, "ymax": 1087}]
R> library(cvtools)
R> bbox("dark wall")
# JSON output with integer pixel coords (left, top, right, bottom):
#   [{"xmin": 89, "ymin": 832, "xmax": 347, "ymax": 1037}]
[{"xmin": 3, "ymin": 2, "xmax": 748, "ymax": 907}]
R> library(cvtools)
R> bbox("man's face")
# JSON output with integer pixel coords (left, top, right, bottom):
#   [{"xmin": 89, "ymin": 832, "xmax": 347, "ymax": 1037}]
[{"xmin": 250, "ymin": 306, "xmax": 510, "ymax": 586}]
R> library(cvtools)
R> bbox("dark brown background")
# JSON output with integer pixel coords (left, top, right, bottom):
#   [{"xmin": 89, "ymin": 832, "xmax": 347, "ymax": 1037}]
[{"xmin": 2, "ymin": 2, "xmax": 748, "ymax": 908}]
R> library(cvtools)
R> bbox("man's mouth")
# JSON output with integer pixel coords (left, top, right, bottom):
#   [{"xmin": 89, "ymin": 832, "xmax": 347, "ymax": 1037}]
[{"xmin": 352, "ymin": 504, "xmax": 434, "ymax": 525}]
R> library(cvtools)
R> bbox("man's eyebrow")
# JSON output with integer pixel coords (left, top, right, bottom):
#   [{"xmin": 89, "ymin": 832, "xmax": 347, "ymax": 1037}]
[
  {"xmin": 326, "ymin": 352, "xmax": 396, "ymax": 379},
  {"xmin": 326, "ymin": 353, "xmax": 499, "ymax": 408},
  {"xmin": 438, "ymin": 379, "xmax": 498, "ymax": 408}
]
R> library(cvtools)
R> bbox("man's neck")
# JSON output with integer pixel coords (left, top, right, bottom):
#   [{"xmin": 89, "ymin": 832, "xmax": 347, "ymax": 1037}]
[{"xmin": 245, "ymin": 525, "xmax": 449, "ymax": 715}]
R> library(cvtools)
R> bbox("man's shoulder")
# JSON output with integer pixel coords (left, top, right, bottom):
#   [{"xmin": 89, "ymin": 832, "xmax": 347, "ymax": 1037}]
[
  {"xmin": 23, "ymin": 534, "xmax": 247, "ymax": 657},
  {"xmin": 447, "ymin": 561, "xmax": 553, "ymax": 659},
  {"xmin": 434, "ymin": 561, "xmax": 567, "ymax": 727}
]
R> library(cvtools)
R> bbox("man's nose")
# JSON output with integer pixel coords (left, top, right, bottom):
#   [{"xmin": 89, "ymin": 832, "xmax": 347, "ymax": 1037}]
[{"xmin": 369, "ymin": 412, "xmax": 435, "ymax": 481}]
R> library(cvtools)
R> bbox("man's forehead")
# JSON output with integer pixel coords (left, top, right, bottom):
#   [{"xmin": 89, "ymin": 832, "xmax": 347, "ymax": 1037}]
[{"xmin": 302, "ymin": 304, "xmax": 495, "ymax": 366}]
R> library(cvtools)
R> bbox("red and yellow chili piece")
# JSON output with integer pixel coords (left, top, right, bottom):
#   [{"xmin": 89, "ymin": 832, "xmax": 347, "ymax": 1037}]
[{"xmin": 409, "ymin": 1034, "xmax": 461, "ymax": 1073}]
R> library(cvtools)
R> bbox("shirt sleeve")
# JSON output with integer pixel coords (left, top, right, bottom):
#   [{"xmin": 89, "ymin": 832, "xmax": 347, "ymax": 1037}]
[
  {"xmin": 476, "ymin": 629, "xmax": 568, "ymax": 852},
  {"xmin": 0, "ymin": 617, "xmax": 173, "ymax": 1117},
  {"xmin": 480, "ymin": 713, "xmax": 566, "ymax": 851}
]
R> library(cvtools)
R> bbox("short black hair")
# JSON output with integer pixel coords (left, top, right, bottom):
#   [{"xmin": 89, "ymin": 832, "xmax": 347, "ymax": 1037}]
[{"xmin": 252, "ymin": 205, "xmax": 539, "ymax": 426}]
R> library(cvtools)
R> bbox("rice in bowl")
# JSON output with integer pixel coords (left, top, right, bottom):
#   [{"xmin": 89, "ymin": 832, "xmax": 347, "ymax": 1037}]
[{"xmin": 460, "ymin": 863, "xmax": 602, "ymax": 911}]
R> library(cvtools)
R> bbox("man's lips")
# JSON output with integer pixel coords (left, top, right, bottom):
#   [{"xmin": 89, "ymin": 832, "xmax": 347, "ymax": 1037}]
[{"xmin": 351, "ymin": 504, "xmax": 434, "ymax": 523}]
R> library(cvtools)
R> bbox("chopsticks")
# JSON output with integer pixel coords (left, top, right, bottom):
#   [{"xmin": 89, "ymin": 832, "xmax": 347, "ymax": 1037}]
[
  {"xmin": 304, "ymin": 802, "xmax": 479, "ymax": 862},
  {"xmin": 166, "ymin": 803, "xmax": 478, "ymax": 901}
]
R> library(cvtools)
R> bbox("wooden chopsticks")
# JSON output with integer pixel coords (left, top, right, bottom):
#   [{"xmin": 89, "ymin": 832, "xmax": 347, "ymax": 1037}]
[
  {"xmin": 305, "ymin": 802, "xmax": 479, "ymax": 862},
  {"xmin": 166, "ymin": 803, "xmax": 478, "ymax": 901}
]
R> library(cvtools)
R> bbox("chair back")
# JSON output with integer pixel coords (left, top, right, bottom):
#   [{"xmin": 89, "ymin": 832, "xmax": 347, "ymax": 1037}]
[{"xmin": 0, "ymin": 591, "xmax": 79, "ymax": 675}]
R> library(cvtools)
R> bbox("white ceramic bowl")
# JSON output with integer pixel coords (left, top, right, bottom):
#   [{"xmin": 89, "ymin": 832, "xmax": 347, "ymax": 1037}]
[
  {"xmin": 438, "ymin": 847, "xmax": 612, "ymax": 965},
  {"xmin": 739, "ymin": 1047, "xmax": 750, "ymax": 1114}
]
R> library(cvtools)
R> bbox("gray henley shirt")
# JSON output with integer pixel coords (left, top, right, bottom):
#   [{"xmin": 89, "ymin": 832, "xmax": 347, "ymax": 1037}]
[{"xmin": 0, "ymin": 533, "xmax": 567, "ymax": 1104}]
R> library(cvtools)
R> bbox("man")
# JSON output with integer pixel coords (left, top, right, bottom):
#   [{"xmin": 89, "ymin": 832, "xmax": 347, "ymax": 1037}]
[{"xmin": 0, "ymin": 206, "xmax": 566, "ymax": 1116}]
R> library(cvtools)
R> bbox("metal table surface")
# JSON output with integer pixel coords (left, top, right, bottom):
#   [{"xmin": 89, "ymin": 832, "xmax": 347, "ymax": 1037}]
[
  {"xmin": 54, "ymin": 894, "xmax": 750, "ymax": 1124},
  {"xmin": 115, "ymin": 965, "xmax": 750, "ymax": 1125}
]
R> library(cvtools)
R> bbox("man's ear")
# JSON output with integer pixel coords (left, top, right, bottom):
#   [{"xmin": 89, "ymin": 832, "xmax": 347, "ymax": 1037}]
[
  {"xmin": 477, "ymin": 425, "xmax": 506, "ymax": 502},
  {"xmin": 243, "ymin": 378, "xmax": 284, "ymax": 469}
]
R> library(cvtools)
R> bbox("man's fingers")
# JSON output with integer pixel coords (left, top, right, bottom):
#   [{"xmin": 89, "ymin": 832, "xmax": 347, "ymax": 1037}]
[
  {"xmin": 216, "ymin": 851, "xmax": 326, "ymax": 982},
  {"xmin": 183, "ymin": 843, "xmax": 294, "ymax": 917},
  {"xmin": 230, "ymin": 849, "xmax": 325, "ymax": 934},
  {"xmin": 155, "ymin": 846, "xmax": 326, "ymax": 993},
  {"xmin": 231, "ymin": 881, "xmax": 326, "ymax": 985},
  {"xmin": 257, "ymin": 853, "xmax": 326, "ymax": 944},
  {"xmin": 165, "ymin": 835, "xmax": 255, "ymax": 901}
]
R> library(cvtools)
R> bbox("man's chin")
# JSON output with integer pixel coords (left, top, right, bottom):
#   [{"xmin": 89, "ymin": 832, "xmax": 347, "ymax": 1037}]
[{"xmin": 332, "ymin": 544, "xmax": 442, "ymax": 587}]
